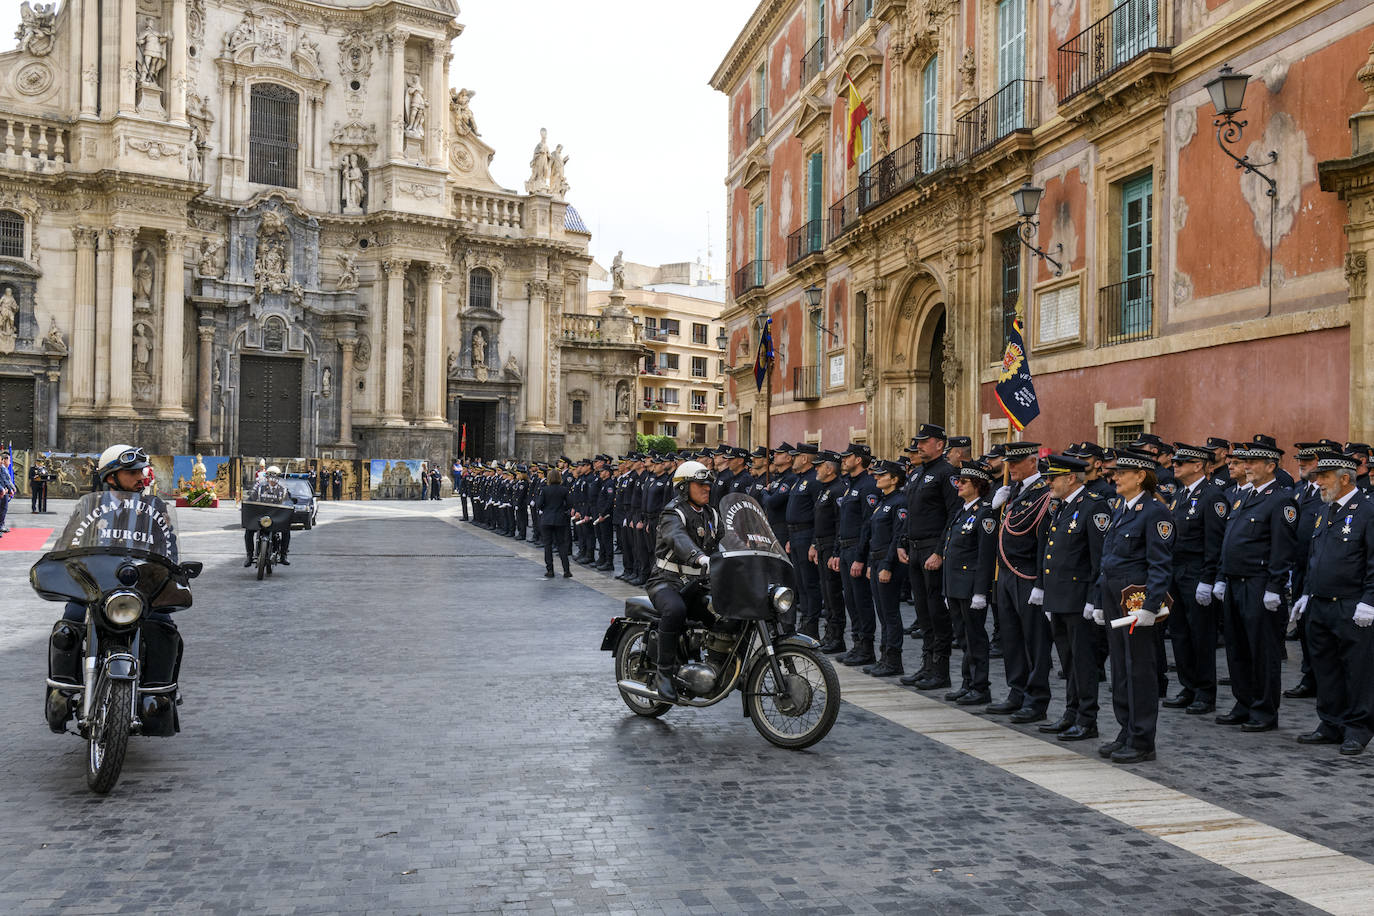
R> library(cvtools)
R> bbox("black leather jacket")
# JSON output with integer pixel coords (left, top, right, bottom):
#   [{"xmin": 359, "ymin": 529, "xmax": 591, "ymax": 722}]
[{"xmin": 646, "ymin": 495, "xmax": 721, "ymax": 593}]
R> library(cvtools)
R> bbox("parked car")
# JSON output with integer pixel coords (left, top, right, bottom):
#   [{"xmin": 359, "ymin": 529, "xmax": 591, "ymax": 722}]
[{"xmin": 282, "ymin": 474, "xmax": 318, "ymax": 530}]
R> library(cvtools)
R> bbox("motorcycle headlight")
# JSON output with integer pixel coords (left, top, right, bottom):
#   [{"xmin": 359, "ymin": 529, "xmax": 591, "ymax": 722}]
[
  {"xmin": 103, "ymin": 591, "xmax": 143, "ymax": 626},
  {"xmin": 771, "ymin": 586, "xmax": 795, "ymax": 614},
  {"xmin": 259, "ymin": 515, "xmax": 272, "ymax": 528}
]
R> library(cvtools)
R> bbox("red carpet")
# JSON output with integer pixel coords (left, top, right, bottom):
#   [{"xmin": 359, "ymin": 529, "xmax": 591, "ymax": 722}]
[{"xmin": 0, "ymin": 528, "xmax": 54, "ymax": 551}]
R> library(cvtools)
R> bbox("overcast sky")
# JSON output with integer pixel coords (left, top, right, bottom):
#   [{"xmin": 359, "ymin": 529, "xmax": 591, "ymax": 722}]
[{"xmin": 0, "ymin": 0, "xmax": 754, "ymax": 277}]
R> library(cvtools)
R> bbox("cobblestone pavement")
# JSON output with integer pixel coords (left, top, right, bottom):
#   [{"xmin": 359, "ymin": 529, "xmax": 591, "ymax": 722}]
[{"xmin": 0, "ymin": 499, "xmax": 1363, "ymax": 914}]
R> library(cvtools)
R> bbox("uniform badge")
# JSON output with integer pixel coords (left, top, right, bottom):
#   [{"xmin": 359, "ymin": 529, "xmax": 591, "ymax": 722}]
[
  {"xmin": 981, "ymin": 518, "xmax": 995, "ymax": 534},
  {"xmin": 798, "ymin": 481, "xmax": 808, "ymax": 491},
  {"xmin": 1233, "ymin": 499, "xmax": 1242, "ymax": 511},
  {"xmin": 1157, "ymin": 521, "xmax": 1173, "ymax": 539},
  {"xmin": 897, "ymin": 508, "xmax": 908, "ymax": 523},
  {"xmin": 1214, "ymin": 501, "xmax": 1227, "ymax": 518},
  {"xmin": 923, "ymin": 475, "xmax": 934, "ymax": 484},
  {"xmin": 866, "ymin": 494, "xmax": 879, "ymax": 508},
  {"xmin": 1093, "ymin": 513, "xmax": 1110, "ymax": 531},
  {"xmin": 697, "ymin": 526, "xmax": 705, "ymax": 537},
  {"xmin": 1282, "ymin": 506, "xmax": 1297, "ymax": 525}
]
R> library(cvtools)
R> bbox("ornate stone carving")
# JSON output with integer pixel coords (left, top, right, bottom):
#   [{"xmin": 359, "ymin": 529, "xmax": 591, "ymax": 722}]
[
  {"xmin": 400, "ymin": 182, "xmax": 441, "ymax": 200},
  {"xmin": 1347, "ymin": 251, "xmax": 1368, "ymax": 300},
  {"xmin": 451, "ymin": 88, "xmax": 480, "ymax": 137},
  {"xmin": 136, "ymin": 16, "xmax": 169, "ymax": 86},
  {"xmin": 335, "ymin": 253, "xmax": 359, "ymax": 291},
  {"xmin": 381, "ymin": 257, "xmax": 409, "ymax": 276},
  {"xmin": 43, "ymin": 315, "xmax": 66, "ymax": 355},
  {"xmin": 0, "ymin": 286, "xmax": 17, "ymax": 354},
  {"xmin": 941, "ymin": 332, "xmax": 962, "ymax": 389},
  {"xmin": 404, "ymin": 74, "xmax": 427, "ymax": 138},
  {"xmin": 16, "ymin": 2, "xmax": 57, "ymax": 58},
  {"xmin": 126, "ymin": 137, "xmax": 184, "ymax": 160},
  {"xmin": 15, "ymin": 61, "xmax": 53, "ymax": 95},
  {"xmin": 352, "ymin": 333, "xmax": 371, "ymax": 371},
  {"xmin": 197, "ymin": 236, "xmax": 223, "ymax": 277},
  {"xmin": 526, "ymin": 128, "xmax": 551, "ymax": 194}
]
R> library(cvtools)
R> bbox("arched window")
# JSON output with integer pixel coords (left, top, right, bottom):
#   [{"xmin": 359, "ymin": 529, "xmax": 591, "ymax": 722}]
[
  {"xmin": 249, "ymin": 84, "xmax": 300, "ymax": 188},
  {"xmin": 468, "ymin": 268, "xmax": 493, "ymax": 311},
  {"xmin": 571, "ymin": 399, "xmax": 584, "ymax": 425},
  {"xmin": 0, "ymin": 210, "xmax": 24, "ymax": 258}
]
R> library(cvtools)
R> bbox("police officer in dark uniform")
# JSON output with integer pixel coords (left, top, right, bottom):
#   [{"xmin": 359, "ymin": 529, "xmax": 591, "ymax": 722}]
[
  {"xmin": 626, "ymin": 455, "xmax": 650, "ymax": 585},
  {"xmin": 1068, "ymin": 442, "xmax": 1116, "ymax": 500},
  {"xmin": 1035, "ymin": 454, "xmax": 1107, "ymax": 739},
  {"xmin": 1206, "ymin": 437, "xmax": 1232, "ymax": 489},
  {"xmin": 896, "ymin": 424, "xmax": 961, "ymax": 689},
  {"xmin": 29, "ymin": 453, "xmax": 52, "ymax": 513},
  {"xmin": 1214, "ymin": 435, "xmax": 1297, "ymax": 732},
  {"xmin": 513, "ymin": 466, "xmax": 531, "ymax": 541},
  {"xmin": 864, "ymin": 459, "xmax": 908, "ymax": 677},
  {"xmin": 725, "ymin": 447, "xmax": 753, "ymax": 496},
  {"xmin": 614, "ymin": 456, "xmax": 638, "ymax": 580},
  {"xmin": 809, "ymin": 451, "xmax": 848, "ymax": 655},
  {"xmin": 987, "ymin": 442, "xmax": 1055, "ymax": 722},
  {"xmin": 1286, "ymin": 440, "xmax": 1343, "ymax": 699},
  {"xmin": 836, "ymin": 443, "xmax": 879, "ymax": 667},
  {"xmin": 1291, "ymin": 451, "xmax": 1374, "ymax": 755},
  {"xmin": 333, "ymin": 467, "xmax": 343, "ymax": 501},
  {"xmin": 710, "ymin": 445, "xmax": 734, "ymax": 506},
  {"xmin": 593, "ymin": 464, "xmax": 616, "ymax": 571},
  {"xmin": 1094, "ymin": 448, "xmax": 1175, "ymax": 764},
  {"xmin": 939, "ymin": 460, "xmax": 997, "ymax": 706},
  {"xmin": 1130, "ymin": 434, "xmax": 1178, "ymax": 501},
  {"xmin": 781, "ymin": 443, "xmax": 822, "ymax": 637},
  {"xmin": 763, "ymin": 444, "xmax": 796, "ymax": 548},
  {"xmin": 1163, "ymin": 443, "xmax": 1229, "ymax": 715},
  {"xmin": 1346, "ymin": 443, "xmax": 1373, "ymax": 492},
  {"xmin": 745, "ymin": 448, "xmax": 770, "ymax": 503}
]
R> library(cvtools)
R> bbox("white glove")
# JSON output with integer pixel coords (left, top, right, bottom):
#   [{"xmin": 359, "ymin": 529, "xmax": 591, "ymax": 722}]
[
  {"xmin": 1092, "ymin": 607, "xmax": 1105, "ymax": 626},
  {"xmin": 1195, "ymin": 582, "xmax": 1213, "ymax": 606},
  {"xmin": 696, "ymin": 555, "xmax": 711, "ymax": 571},
  {"xmin": 1083, "ymin": 604, "xmax": 1095, "ymax": 621},
  {"xmin": 992, "ymin": 485, "xmax": 1013, "ymax": 509},
  {"xmin": 1129, "ymin": 608, "xmax": 1159, "ymax": 628},
  {"xmin": 1212, "ymin": 580, "xmax": 1226, "ymax": 601},
  {"xmin": 1263, "ymin": 590, "xmax": 1281, "ymax": 612},
  {"xmin": 1028, "ymin": 587, "xmax": 1045, "ymax": 606},
  {"xmin": 970, "ymin": 594, "xmax": 987, "ymax": 611},
  {"xmin": 1289, "ymin": 595, "xmax": 1308, "ymax": 626},
  {"xmin": 1355, "ymin": 603, "xmax": 1374, "ymax": 628}
]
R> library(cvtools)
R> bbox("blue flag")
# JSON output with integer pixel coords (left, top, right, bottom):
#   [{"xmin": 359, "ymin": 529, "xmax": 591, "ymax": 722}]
[
  {"xmin": 753, "ymin": 318, "xmax": 774, "ymax": 392},
  {"xmin": 994, "ymin": 316, "xmax": 1040, "ymax": 431}
]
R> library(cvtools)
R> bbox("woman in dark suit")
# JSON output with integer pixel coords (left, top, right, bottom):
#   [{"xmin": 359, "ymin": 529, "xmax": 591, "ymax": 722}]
[{"xmin": 536, "ymin": 468, "xmax": 573, "ymax": 579}]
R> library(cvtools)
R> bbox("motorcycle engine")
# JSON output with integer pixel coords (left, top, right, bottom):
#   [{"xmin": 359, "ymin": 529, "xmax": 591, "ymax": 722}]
[{"xmin": 677, "ymin": 662, "xmax": 718, "ymax": 695}]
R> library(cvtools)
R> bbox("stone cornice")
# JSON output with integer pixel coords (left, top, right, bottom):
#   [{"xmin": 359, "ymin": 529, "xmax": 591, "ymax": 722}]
[{"xmin": 710, "ymin": 0, "xmax": 790, "ymax": 93}]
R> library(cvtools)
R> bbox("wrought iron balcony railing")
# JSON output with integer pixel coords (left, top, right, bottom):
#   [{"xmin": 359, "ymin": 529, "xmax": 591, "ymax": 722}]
[
  {"xmin": 956, "ymin": 79, "xmax": 1041, "ymax": 159},
  {"xmin": 828, "ymin": 187, "xmax": 863, "ymax": 243},
  {"xmin": 858, "ymin": 132, "xmax": 956, "ymax": 212},
  {"xmin": 746, "ymin": 108, "xmax": 767, "ymax": 146},
  {"xmin": 733, "ymin": 259, "xmax": 767, "ymax": 297},
  {"xmin": 786, "ymin": 219, "xmax": 825, "ymax": 266},
  {"xmin": 801, "ymin": 36, "xmax": 826, "ymax": 86},
  {"xmin": 842, "ymin": 0, "xmax": 873, "ymax": 44},
  {"xmin": 1057, "ymin": 0, "xmax": 1165, "ymax": 102},
  {"xmin": 1099, "ymin": 273, "xmax": 1154, "ymax": 346},
  {"xmin": 792, "ymin": 366, "xmax": 822, "ymax": 402}
]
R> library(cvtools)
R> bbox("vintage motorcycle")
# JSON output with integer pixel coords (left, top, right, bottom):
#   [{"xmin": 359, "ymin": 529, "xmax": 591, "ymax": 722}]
[
  {"xmin": 31, "ymin": 492, "xmax": 202, "ymax": 794},
  {"xmin": 603, "ymin": 493, "xmax": 841, "ymax": 749},
  {"xmin": 242, "ymin": 500, "xmax": 295, "ymax": 580}
]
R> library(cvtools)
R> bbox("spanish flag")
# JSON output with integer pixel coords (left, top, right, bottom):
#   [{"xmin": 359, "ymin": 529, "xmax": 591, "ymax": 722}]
[{"xmin": 844, "ymin": 73, "xmax": 869, "ymax": 168}]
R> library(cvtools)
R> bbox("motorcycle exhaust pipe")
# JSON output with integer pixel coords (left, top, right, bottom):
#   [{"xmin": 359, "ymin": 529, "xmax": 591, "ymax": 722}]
[{"xmin": 617, "ymin": 679, "xmax": 663, "ymax": 702}]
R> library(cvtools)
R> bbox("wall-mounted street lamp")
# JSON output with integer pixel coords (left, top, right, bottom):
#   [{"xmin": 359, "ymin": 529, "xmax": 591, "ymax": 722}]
[
  {"xmin": 803, "ymin": 283, "xmax": 839, "ymax": 343},
  {"xmin": 1010, "ymin": 181, "xmax": 1064, "ymax": 277},
  {"xmin": 1204, "ymin": 64, "xmax": 1279, "ymax": 317}
]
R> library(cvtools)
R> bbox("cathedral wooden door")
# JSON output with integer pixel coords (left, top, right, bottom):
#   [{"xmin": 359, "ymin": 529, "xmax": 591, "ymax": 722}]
[
  {"xmin": 0, "ymin": 376, "xmax": 34, "ymax": 450},
  {"xmin": 239, "ymin": 356, "xmax": 303, "ymax": 456}
]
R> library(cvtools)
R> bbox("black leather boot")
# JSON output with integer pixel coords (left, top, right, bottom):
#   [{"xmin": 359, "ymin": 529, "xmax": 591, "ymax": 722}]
[
  {"xmin": 915, "ymin": 655, "xmax": 951, "ymax": 690},
  {"xmin": 868, "ymin": 647, "xmax": 904, "ymax": 678},
  {"xmin": 840, "ymin": 640, "xmax": 876, "ymax": 666}
]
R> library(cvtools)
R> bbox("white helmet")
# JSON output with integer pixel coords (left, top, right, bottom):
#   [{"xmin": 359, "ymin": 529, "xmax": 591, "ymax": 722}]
[
  {"xmin": 95, "ymin": 444, "xmax": 150, "ymax": 487},
  {"xmin": 672, "ymin": 460, "xmax": 714, "ymax": 493},
  {"xmin": 266, "ymin": 465, "xmax": 282, "ymax": 477}
]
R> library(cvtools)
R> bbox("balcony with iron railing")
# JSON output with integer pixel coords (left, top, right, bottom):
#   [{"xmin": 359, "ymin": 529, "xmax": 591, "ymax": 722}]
[
  {"xmin": 787, "ymin": 219, "xmax": 825, "ymax": 266},
  {"xmin": 828, "ymin": 188, "xmax": 863, "ymax": 243},
  {"xmin": 842, "ymin": 0, "xmax": 874, "ymax": 45},
  {"xmin": 1099, "ymin": 274, "xmax": 1154, "ymax": 346},
  {"xmin": 642, "ymin": 326, "xmax": 670, "ymax": 345},
  {"xmin": 858, "ymin": 132, "xmax": 956, "ymax": 213},
  {"xmin": 733, "ymin": 259, "xmax": 768, "ymax": 298},
  {"xmin": 746, "ymin": 108, "xmax": 767, "ymax": 146},
  {"xmin": 957, "ymin": 79, "xmax": 1041, "ymax": 160},
  {"xmin": 801, "ymin": 35, "xmax": 826, "ymax": 86},
  {"xmin": 1057, "ymin": 0, "xmax": 1167, "ymax": 103},
  {"xmin": 792, "ymin": 366, "xmax": 822, "ymax": 402}
]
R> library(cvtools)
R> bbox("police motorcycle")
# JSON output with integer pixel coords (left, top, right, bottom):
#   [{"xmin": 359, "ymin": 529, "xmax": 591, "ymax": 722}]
[
  {"xmin": 31, "ymin": 491, "xmax": 202, "ymax": 794},
  {"xmin": 242, "ymin": 498, "xmax": 294, "ymax": 580},
  {"xmin": 603, "ymin": 493, "xmax": 841, "ymax": 749}
]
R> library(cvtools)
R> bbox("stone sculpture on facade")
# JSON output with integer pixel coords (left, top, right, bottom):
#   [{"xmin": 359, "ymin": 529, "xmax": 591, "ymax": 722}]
[
  {"xmin": 611, "ymin": 250, "xmax": 625, "ymax": 292},
  {"xmin": 503, "ymin": 354, "xmax": 521, "ymax": 380},
  {"xmin": 133, "ymin": 249, "xmax": 155, "ymax": 308},
  {"xmin": 0, "ymin": 286, "xmax": 17, "ymax": 354},
  {"xmin": 197, "ymin": 237, "xmax": 222, "ymax": 277},
  {"xmin": 342, "ymin": 153, "xmax": 366, "ymax": 212},
  {"xmin": 136, "ymin": 17, "xmax": 168, "ymax": 86},
  {"xmin": 321, "ymin": 366, "xmax": 332, "ymax": 399},
  {"xmin": 404, "ymin": 74, "xmax": 427, "ymax": 138},
  {"xmin": 43, "ymin": 316, "xmax": 66, "ymax": 355},
  {"xmin": 451, "ymin": 88, "xmax": 479, "ymax": 136},
  {"xmin": 335, "ymin": 252, "xmax": 359, "ymax": 291},
  {"xmin": 16, "ymin": 2, "xmax": 57, "ymax": 58},
  {"xmin": 526, "ymin": 128, "xmax": 550, "ymax": 193},
  {"xmin": 550, "ymin": 144, "xmax": 569, "ymax": 199},
  {"xmin": 132, "ymin": 323, "xmax": 153, "ymax": 374}
]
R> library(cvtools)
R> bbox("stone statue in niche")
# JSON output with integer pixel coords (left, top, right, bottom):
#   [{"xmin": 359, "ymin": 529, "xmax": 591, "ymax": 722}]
[
  {"xmin": 132, "ymin": 323, "xmax": 153, "ymax": 373},
  {"xmin": 503, "ymin": 354, "xmax": 521, "ymax": 380},
  {"xmin": 197, "ymin": 237, "xmax": 222, "ymax": 277},
  {"xmin": 254, "ymin": 236, "xmax": 290, "ymax": 297},
  {"xmin": 186, "ymin": 126, "xmax": 204, "ymax": 182},
  {"xmin": 451, "ymin": 88, "xmax": 479, "ymax": 136},
  {"xmin": 404, "ymin": 74, "xmax": 427, "ymax": 138},
  {"xmin": 263, "ymin": 318, "xmax": 285, "ymax": 351},
  {"xmin": 133, "ymin": 248, "xmax": 155, "ymax": 307},
  {"xmin": 526, "ymin": 128, "xmax": 550, "ymax": 193},
  {"xmin": 403, "ymin": 277, "xmax": 416, "ymax": 330},
  {"xmin": 335, "ymin": 252, "xmax": 358, "ymax": 291},
  {"xmin": 550, "ymin": 144, "xmax": 569, "ymax": 198},
  {"xmin": 471, "ymin": 328, "xmax": 487, "ymax": 365},
  {"xmin": 342, "ymin": 153, "xmax": 367, "ymax": 212},
  {"xmin": 447, "ymin": 349, "xmax": 458, "ymax": 377},
  {"xmin": 0, "ymin": 287, "xmax": 17, "ymax": 353},
  {"xmin": 321, "ymin": 366, "xmax": 332, "ymax": 399},
  {"xmin": 212, "ymin": 360, "xmax": 221, "ymax": 389},
  {"xmin": 616, "ymin": 382, "xmax": 630, "ymax": 420},
  {"xmin": 296, "ymin": 35, "xmax": 320, "ymax": 71},
  {"xmin": 43, "ymin": 316, "xmax": 66, "ymax": 354},
  {"xmin": 136, "ymin": 17, "xmax": 168, "ymax": 86}
]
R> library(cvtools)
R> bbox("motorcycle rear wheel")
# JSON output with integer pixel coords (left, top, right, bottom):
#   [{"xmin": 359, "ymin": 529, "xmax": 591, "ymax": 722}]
[
  {"xmin": 615, "ymin": 625, "xmax": 671, "ymax": 717},
  {"xmin": 86, "ymin": 674, "xmax": 132, "ymax": 794},
  {"xmin": 256, "ymin": 537, "xmax": 268, "ymax": 580},
  {"xmin": 745, "ymin": 647, "xmax": 840, "ymax": 750}
]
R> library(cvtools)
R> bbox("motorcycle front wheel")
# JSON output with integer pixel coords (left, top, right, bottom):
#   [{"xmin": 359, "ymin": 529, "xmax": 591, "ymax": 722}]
[
  {"xmin": 86, "ymin": 673, "xmax": 132, "ymax": 794},
  {"xmin": 256, "ymin": 536, "xmax": 269, "ymax": 580},
  {"xmin": 614, "ymin": 625, "xmax": 671, "ymax": 717},
  {"xmin": 745, "ymin": 647, "xmax": 840, "ymax": 750}
]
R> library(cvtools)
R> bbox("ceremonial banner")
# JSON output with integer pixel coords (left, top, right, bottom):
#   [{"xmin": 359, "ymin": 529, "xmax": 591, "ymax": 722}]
[
  {"xmin": 994, "ymin": 316, "xmax": 1040, "ymax": 431},
  {"xmin": 753, "ymin": 317, "xmax": 774, "ymax": 392}
]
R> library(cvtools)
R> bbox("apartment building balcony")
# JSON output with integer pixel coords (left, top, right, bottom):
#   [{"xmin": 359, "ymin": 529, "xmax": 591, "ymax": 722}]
[
  {"xmin": 746, "ymin": 108, "xmax": 767, "ymax": 146},
  {"xmin": 842, "ymin": 0, "xmax": 874, "ymax": 46},
  {"xmin": 733, "ymin": 259, "xmax": 768, "ymax": 301},
  {"xmin": 642, "ymin": 326, "xmax": 671, "ymax": 346},
  {"xmin": 787, "ymin": 219, "xmax": 825, "ymax": 267},
  {"xmin": 859, "ymin": 132, "xmax": 956, "ymax": 214},
  {"xmin": 1099, "ymin": 274, "xmax": 1154, "ymax": 346},
  {"xmin": 801, "ymin": 35, "xmax": 826, "ymax": 87},
  {"xmin": 828, "ymin": 188, "xmax": 863, "ymax": 244},
  {"xmin": 792, "ymin": 366, "xmax": 821, "ymax": 402},
  {"xmin": 957, "ymin": 79, "xmax": 1041, "ymax": 161},
  {"xmin": 1057, "ymin": 0, "xmax": 1169, "ymax": 106}
]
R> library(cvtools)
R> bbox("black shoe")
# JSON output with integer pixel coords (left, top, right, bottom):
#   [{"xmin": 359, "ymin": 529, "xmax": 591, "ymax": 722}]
[
  {"xmin": 1185, "ymin": 700, "xmax": 1216, "ymax": 715},
  {"xmin": 841, "ymin": 645, "xmax": 876, "ymax": 667},
  {"xmin": 543, "ymin": 571, "xmax": 555, "ymax": 579},
  {"xmin": 1010, "ymin": 708, "xmax": 1047, "ymax": 725},
  {"xmin": 1162, "ymin": 692, "xmax": 1195, "ymax": 709},
  {"xmin": 868, "ymin": 656, "xmax": 904, "ymax": 678},
  {"xmin": 957, "ymin": 691, "xmax": 991, "ymax": 706},
  {"xmin": 1058, "ymin": 724, "xmax": 1099, "ymax": 742},
  {"xmin": 945, "ymin": 686, "xmax": 970, "ymax": 702},
  {"xmin": 898, "ymin": 671, "xmax": 923, "ymax": 686},
  {"xmin": 563, "ymin": 570, "xmax": 573, "ymax": 578},
  {"xmin": 1215, "ymin": 709, "xmax": 1248, "ymax": 725},
  {"xmin": 1038, "ymin": 714, "xmax": 1074, "ymax": 734},
  {"xmin": 1241, "ymin": 720, "xmax": 1277, "ymax": 733},
  {"xmin": 1297, "ymin": 730, "xmax": 1340, "ymax": 745},
  {"xmin": 820, "ymin": 640, "xmax": 847, "ymax": 656},
  {"xmin": 244, "ymin": 557, "xmax": 253, "ymax": 567},
  {"xmin": 1111, "ymin": 746, "xmax": 1156, "ymax": 764},
  {"xmin": 1340, "ymin": 738, "xmax": 1366, "ymax": 756},
  {"xmin": 1283, "ymin": 681, "xmax": 1317, "ymax": 699},
  {"xmin": 614, "ymin": 573, "xmax": 629, "ymax": 581},
  {"xmin": 1098, "ymin": 739, "xmax": 1125, "ymax": 758},
  {"xmin": 278, "ymin": 556, "xmax": 290, "ymax": 565},
  {"xmin": 984, "ymin": 699, "xmax": 1019, "ymax": 715},
  {"xmin": 914, "ymin": 672, "xmax": 952, "ymax": 690}
]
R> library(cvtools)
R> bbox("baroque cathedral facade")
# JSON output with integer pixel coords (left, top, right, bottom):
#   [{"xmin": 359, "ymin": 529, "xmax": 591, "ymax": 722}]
[{"xmin": 0, "ymin": 0, "xmax": 644, "ymax": 462}]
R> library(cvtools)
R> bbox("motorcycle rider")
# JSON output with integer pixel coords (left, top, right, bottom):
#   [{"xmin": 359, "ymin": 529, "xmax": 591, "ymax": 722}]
[
  {"xmin": 47, "ymin": 444, "xmax": 183, "ymax": 734},
  {"xmin": 243, "ymin": 465, "xmax": 292, "ymax": 566},
  {"xmin": 650, "ymin": 460, "xmax": 722, "ymax": 703}
]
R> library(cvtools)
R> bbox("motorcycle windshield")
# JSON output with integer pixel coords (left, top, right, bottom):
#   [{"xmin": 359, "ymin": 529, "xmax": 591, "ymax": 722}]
[
  {"xmin": 50, "ymin": 492, "xmax": 180, "ymax": 563},
  {"xmin": 710, "ymin": 494, "xmax": 795, "ymax": 620}
]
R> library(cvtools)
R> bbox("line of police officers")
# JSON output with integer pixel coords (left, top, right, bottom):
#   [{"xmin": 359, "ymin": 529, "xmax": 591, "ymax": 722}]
[{"xmin": 455, "ymin": 426, "xmax": 1374, "ymax": 762}]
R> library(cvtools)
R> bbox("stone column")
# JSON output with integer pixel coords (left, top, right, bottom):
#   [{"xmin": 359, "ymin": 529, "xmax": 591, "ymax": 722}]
[
  {"xmin": 428, "ymin": 38, "xmax": 447, "ymax": 167},
  {"xmin": 70, "ymin": 226, "xmax": 98, "ymax": 408},
  {"xmin": 381, "ymin": 257, "xmax": 408, "ymax": 421},
  {"xmin": 159, "ymin": 231, "xmax": 187, "ymax": 416},
  {"xmin": 338, "ymin": 335, "xmax": 356, "ymax": 446},
  {"xmin": 389, "ymin": 30, "xmax": 408, "ymax": 161},
  {"xmin": 196, "ymin": 323, "xmax": 214, "ymax": 445},
  {"xmin": 108, "ymin": 226, "xmax": 137, "ymax": 412},
  {"xmin": 523, "ymin": 280, "xmax": 547, "ymax": 427},
  {"xmin": 117, "ymin": 0, "xmax": 137, "ymax": 115},
  {"xmin": 168, "ymin": 0, "xmax": 187, "ymax": 122},
  {"xmin": 422, "ymin": 264, "xmax": 447, "ymax": 423},
  {"xmin": 79, "ymin": 0, "xmax": 99, "ymax": 117},
  {"xmin": 46, "ymin": 367, "xmax": 60, "ymax": 447}
]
